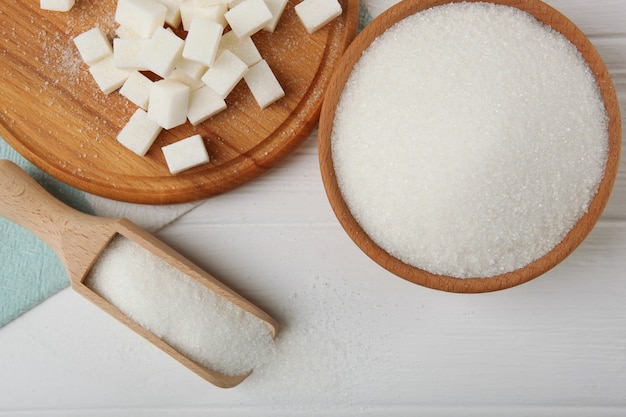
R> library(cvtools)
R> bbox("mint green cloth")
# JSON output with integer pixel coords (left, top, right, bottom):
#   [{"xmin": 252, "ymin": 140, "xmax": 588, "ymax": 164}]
[
  {"xmin": 359, "ymin": 0, "xmax": 373, "ymax": 30},
  {"xmin": 0, "ymin": 138, "xmax": 94, "ymax": 327}
]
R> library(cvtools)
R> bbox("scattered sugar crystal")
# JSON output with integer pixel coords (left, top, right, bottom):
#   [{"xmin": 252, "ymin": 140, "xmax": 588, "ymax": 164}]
[
  {"xmin": 117, "ymin": 108, "xmax": 162, "ymax": 156},
  {"xmin": 162, "ymin": 134, "xmax": 210, "ymax": 173},
  {"xmin": 295, "ymin": 0, "xmax": 342, "ymax": 34},
  {"xmin": 331, "ymin": 2, "xmax": 609, "ymax": 278},
  {"xmin": 84, "ymin": 235, "xmax": 275, "ymax": 376},
  {"xmin": 73, "ymin": 27, "xmax": 112, "ymax": 66},
  {"xmin": 241, "ymin": 275, "xmax": 384, "ymax": 403}
]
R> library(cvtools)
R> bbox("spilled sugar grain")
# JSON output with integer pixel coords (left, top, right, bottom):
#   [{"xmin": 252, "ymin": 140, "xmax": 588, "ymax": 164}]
[
  {"xmin": 85, "ymin": 235, "xmax": 397, "ymax": 403},
  {"xmin": 238, "ymin": 275, "xmax": 395, "ymax": 408},
  {"xmin": 29, "ymin": 9, "xmax": 131, "ymax": 155},
  {"xmin": 39, "ymin": 31, "xmax": 82, "ymax": 86},
  {"xmin": 331, "ymin": 2, "xmax": 609, "ymax": 278},
  {"xmin": 84, "ymin": 236, "xmax": 276, "ymax": 377},
  {"xmin": 39, "ymin": 0, "xmax": 116, "ymax": 89}
]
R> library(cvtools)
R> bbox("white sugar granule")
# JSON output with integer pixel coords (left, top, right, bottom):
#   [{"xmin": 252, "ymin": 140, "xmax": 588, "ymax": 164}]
[
  {"xmin": 331, "ymin": 2, "xmax": 609, "ymax": 278},
  {"xmin": 238, "ymin": 275, "xmax": 390, "ymax": 409},
  {"xmin": 84, "ymin": 235, "xmax": 275, "ymax": 376}
]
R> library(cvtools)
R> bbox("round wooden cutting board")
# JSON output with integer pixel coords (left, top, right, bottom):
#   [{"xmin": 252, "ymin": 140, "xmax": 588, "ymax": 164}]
[{"xmin": 0, "ymin": 0, "xmax": 358, "ymax": 204}]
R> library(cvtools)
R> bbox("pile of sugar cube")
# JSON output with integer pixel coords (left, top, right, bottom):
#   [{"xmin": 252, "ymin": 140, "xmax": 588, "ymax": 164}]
[{"xmin": 41, "ymin": 0, "xmax": 343, "ymax": 174}]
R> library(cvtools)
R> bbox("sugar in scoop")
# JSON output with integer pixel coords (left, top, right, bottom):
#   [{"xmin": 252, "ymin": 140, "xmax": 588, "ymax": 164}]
[
  {"xmin": 0, "ymin": 159, "xmax": 278, "ymax": 387},
  {"xmin": 85, "ymin": 235, "xmax": 276, "ymax": 377}
]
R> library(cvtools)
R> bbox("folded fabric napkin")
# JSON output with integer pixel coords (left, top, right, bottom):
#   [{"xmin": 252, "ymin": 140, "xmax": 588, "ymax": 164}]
[{"xmin": 0, "ymin": 138, "xmax": 200, "ymax": 327}]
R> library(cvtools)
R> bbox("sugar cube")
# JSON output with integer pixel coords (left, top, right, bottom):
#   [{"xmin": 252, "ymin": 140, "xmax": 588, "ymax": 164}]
[
  {"xmin": 175, "ymin": 57, "xmax": 207, "ymax": 81},
  {"xmin": 147, "ymin": 79, "xmax": 190, "ymax": 129},
  {"xmin": 73, "ymin": 27, "xmax": 113, "ymax": 66},
  {"xmin": 218, "ymin": 31, "xmax": 262, "ymax": 67},
  {"xmin": 155, "ymin": 0, "xmax": 184, "ymax": 27},
  {"xmin": 168, "ymin": 68, "xmax": 206, "ymax": 91},
  {"xmin": 227, "ymin": 0, "xmax": 245, "ymax": 8},
  {"xmin": 115, "ymin": 0, "xmax": 167, "ymax": 39},
  {"xmin": 294, "ymin": 0, "xmax": 342, "ymax": 33},
  {"xmin": 119, "ymin": 71, "xmax": 153, "ymax": 109},
  {"xmin": 140, "ymin": 27, "xmax": 185, "ymax": 78},
  {"xmin": 263, "ymin": 0, "xmax": 288, "ymax": 32},
  {"xmin": 182, "ymin": 18, "xmax": 223, "ymax": 67},
  {"xmin": 113, "ymin": 38, "xmax": 149, "ymax": 70},
  {"xmin": 115, "ymin": 25, "xmax": 143, "ymax": 39},
  {"xmin": 40, "ymin": 0, "xmax": 75, "ymax": 11},
  {"xmin": 201, "ymin": 50, "xmax": 248, "ymax": 98},
  {"xmin": 117, "ymin": 108, "xmax": 163, "ymax": 156},
  {"xmin": 244, "ymin": 59, "xmax": 284, "ymax": 109},
  {"xmin": 162, "ymin": 134, "xmax": 210, "ymax": 174},
  {"xmin": 180, "ymin": 1, "xmax": 228, "ymax": 30},
  {"xmin": 224, "ymin": 0, "xmax": 273, "ymax": 38},
  {"xmin": 88, "ymin": 55, "xmax": 133, "ymax": 94},
  {"xmin": 187, "ymin": 85, "xmax": 227, "ymax": 125}
]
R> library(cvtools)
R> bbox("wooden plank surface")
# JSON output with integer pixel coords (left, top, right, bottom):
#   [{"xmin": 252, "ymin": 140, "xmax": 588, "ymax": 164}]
[
  {"xmin": 1, "ymin": 134, "xmax": 625, "ymax": 413},
  {"xmin": 0, "ymin": 0, "xmax": 624, "ymax": 414}
]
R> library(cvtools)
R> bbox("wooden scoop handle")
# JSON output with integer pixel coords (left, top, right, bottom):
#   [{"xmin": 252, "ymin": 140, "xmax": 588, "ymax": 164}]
[
  {"xmin": 0, "ymin": 160, "xmax": 82, "ymax": 250},
  {"xmin": 0, "ymin": 159, "xmax": 117, "ymax": 271}
]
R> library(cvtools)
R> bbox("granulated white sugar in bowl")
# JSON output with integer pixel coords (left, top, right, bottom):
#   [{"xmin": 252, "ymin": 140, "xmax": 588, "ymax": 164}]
[{"xmin": 328, "ymin": 1, "xmax": 613, "ymax": 280}]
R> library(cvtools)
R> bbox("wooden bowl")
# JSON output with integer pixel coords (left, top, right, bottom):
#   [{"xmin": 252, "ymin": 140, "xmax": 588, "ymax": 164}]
[{"xmin": 318, "ymin": 0, "xmax": 622, "ymax": 293}]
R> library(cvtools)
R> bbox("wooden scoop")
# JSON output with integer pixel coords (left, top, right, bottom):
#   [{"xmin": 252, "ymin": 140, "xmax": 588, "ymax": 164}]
[{"xmin": 0, "ymin": 159, "xmax": 278, "ymax": 388}]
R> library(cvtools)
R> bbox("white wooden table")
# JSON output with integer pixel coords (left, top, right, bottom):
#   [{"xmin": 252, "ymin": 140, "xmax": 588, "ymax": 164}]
[{"xmin": 1, "ymin": 0, "xmax": 625, "ymax": 415}]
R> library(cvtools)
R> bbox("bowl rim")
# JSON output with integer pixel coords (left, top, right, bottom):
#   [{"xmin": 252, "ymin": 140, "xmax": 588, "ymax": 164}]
[{"xmin": 318, "ymin": 0, "xmax": 622, "ymax": 293}]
